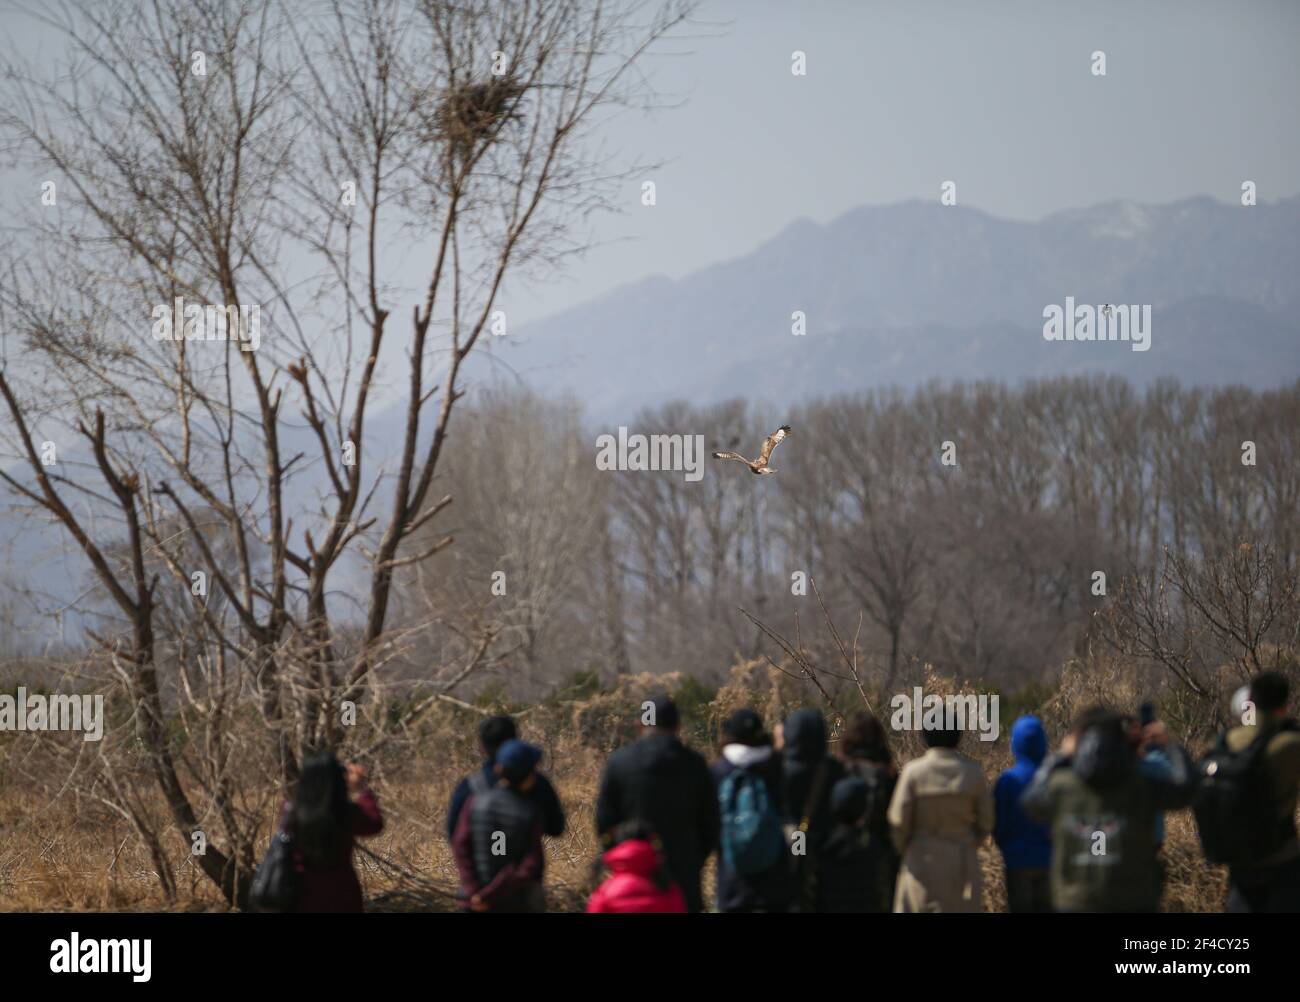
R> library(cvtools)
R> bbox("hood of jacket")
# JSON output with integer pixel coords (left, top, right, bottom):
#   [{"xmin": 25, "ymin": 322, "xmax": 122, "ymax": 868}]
[
  {"xmin": 783, "ymin": 708, "xmax": 828, "ymax": 764},
  {"xmin": 604, "ymin": 838, "xmax": 661, "ymax": 876},
  {"xmin": 1073, "ymin": 721, "xmax": 1136, "ymax": 789},
  {"xmin": 1011, "ymin": 716, "xmax": 1047, "ymax": 766},
  {"xmin": 637, "ymin": 730, "xmax": 693, "ymax": 776}
]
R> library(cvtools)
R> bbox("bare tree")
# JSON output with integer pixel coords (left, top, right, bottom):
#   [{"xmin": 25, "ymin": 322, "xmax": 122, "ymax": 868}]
[
  {"xmin": 0, "ymin": 0, "xmax": 693, "ymax": 905},
  {"xmin": 1100, "ymin": 543, "xmax": 1299, "ymax": 711},
  {"xmin": 406, "ymin": 386, "xmax": 609, "ymax": 695}
]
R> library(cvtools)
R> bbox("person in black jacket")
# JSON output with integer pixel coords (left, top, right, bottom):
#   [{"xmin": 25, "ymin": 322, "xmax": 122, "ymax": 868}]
[
  {"xmin": 595, "ymin": 695, "xmax": 720, "ymax": 912},
  {"xmin": 451, "ymin": 740, "xmax": 547, "ymax": 912},
  {"xmin": 780, "ymin": 707, "xmax": 846, "ymax": 911},
  {"xmin": 819, "ymin": 776, "xmax": 890, "ymax": 912},
  {"xmin": 711, "ymin": 708, "xmax": 795, "ymax": 913},
  {"xmin": 447, "ymin": 715, "xmax": 564, "ymax": 845}
]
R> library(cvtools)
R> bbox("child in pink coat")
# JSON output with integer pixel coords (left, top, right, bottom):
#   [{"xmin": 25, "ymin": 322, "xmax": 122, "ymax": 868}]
[{"xmin": 587, "ymin": 823, "xmax": 687, "ymax": 914}]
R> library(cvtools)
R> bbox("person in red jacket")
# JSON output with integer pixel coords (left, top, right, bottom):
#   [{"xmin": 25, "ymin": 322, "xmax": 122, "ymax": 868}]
[
  {"xmin": 587, "ymin": 822, "xmax": 688, "ymax": 914},
  {"xmin": 280, "ymin": 752, "xmax": 385, "ymax": 913}
]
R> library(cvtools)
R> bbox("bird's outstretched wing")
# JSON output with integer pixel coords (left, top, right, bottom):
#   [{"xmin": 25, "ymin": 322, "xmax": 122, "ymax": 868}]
[
  {"xmin": 756, "ymin": 425, "xmax": 791, "ymax": 466},
  {"xmin": 712, "ymin": 451, "xmax": 750, "ymax": 464}
]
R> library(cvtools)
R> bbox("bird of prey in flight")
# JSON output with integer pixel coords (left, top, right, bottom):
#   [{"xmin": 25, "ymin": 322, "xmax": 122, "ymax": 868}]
[{"xmin": 712, "ymin": 425, "xmax": 791, "ymax": 475}]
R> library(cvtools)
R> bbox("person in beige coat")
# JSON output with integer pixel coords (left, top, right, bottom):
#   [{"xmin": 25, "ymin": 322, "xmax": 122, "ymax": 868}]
[{"xmin": 887, "ymin": 727, "xmax": 994, "ymax": 912}]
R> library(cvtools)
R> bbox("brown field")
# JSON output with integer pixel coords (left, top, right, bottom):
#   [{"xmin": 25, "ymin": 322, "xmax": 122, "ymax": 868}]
[{"xmin": 0, "ymin": 659, "xmax": 1259, "ymax": 913}]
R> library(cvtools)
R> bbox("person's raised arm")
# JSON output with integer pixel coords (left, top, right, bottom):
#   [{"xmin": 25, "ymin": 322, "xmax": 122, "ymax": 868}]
[
  {"xmin": 346, "ymin": 763, "xmax": 384, "ymax": 837},
  {"xmin": 1139, "ymin": 724, "xmax": 1197, "ymax": 811},
  {"xmin": 1019, "ymin": 754, "xmax": 1068, "ymax": 823}
]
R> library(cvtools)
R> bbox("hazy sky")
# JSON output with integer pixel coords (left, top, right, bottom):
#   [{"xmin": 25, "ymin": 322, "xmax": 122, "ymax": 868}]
[
  {"xmin": 509, "ymin": 0, "xmax": 1300, "ymax": 322},
  {"xmin": 3, "ymin": 0, "xmax": 1297, "ymax": 326}
]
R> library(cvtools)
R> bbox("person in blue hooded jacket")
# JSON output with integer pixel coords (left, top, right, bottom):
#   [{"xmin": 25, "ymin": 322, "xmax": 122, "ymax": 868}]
[{"xmin": 993, "ymin": 715, "xmax": 1052, "ymax": 912}]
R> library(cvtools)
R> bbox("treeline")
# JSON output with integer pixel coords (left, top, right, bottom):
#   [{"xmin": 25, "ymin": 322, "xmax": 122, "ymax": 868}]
[{"xmin": 404, "ymin": 376, "xmax": 1300, "ymax": 698}]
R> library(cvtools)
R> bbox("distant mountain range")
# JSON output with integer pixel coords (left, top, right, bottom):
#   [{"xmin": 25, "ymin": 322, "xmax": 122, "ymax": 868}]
[
  {"xmin": 486, "ymin": 196, "xmax": 1300, "ymax": 418},
  {"xmin": 4, "ymin": 195, "xmax": 1298, "ymax": 647}
]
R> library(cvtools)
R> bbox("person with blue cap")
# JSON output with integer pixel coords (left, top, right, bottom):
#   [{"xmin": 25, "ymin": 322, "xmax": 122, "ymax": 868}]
[{"xmin": 450, "ymin": 738, "xmax": 548, "ymax": 912}]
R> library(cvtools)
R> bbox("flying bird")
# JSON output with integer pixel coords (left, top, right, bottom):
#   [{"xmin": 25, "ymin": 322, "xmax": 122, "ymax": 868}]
[{"xmin": 712, "ymin": 424, "xmax": 791, "ymax": 475}]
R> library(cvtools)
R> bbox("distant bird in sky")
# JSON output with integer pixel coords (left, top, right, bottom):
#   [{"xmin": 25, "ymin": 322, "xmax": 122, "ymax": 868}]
[{"xmin": 712, "ymin": 424, "xmax": 791, "ymax": 475}]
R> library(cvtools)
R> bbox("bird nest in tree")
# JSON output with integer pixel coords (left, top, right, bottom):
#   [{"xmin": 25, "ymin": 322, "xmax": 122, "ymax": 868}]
[{"xmin": 433, "ymin": 76, "xmax": 526, "ymax": 158}]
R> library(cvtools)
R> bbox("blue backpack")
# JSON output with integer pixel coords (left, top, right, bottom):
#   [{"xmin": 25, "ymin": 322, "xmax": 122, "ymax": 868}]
[{"xmin": 719, "ymin": 768, "xmax": 785, "ymax": 875}]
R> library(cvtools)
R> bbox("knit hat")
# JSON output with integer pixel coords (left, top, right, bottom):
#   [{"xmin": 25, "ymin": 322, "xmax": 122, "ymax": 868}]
[
  {"xmin": 495, "ymin": 739, "xmax": 542, "ymax": 784},
  {"xmin": 722, "ymin": 708, "xmax": 766, "ymax": 746},
  {"xmin": 646, "ymin": 695, "xmax": 679, "ymax": 730}
]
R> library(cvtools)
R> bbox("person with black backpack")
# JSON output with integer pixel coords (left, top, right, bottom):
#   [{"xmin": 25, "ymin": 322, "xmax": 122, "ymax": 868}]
[
  {"xmin": 1194, "ymin": 671, "xmax": 1300, "ymax": 912},
  {"xmin": 819, "ymin": 776, "xmax": 893, "ymax": 912},
  {"xmin": 451, "ymin": 739, "xmax": 548, "ymax": 912},
  {"xmin": 1021, "ymin": 706, "xmax": 1196, "ymax": 913},
  {"xmin": 711, "ymin": 708, "xmax": 793, "ymax": 913},
  {"xmin": 838, "ymin": 710, "xmax": 900, "ymax": 908}
]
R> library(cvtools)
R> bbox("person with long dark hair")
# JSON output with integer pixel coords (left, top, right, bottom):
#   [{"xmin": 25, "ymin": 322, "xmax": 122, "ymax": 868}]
[
  {"xmin": 818, "ymin": 776, "xmax": 887, "ymax": 912},
  {"xmin": 281, "ymin": 752, "xmax": 385, "ymax": 913},
  {"xmin": 835, "ymin": 710, "xmax": 900, "ymax": 910}
]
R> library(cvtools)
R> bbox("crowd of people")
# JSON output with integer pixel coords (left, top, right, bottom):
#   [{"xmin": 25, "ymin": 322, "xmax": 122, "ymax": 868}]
[{"xmin": 259, "ymin": 671, "xmax": 1300, "ymax": 914}]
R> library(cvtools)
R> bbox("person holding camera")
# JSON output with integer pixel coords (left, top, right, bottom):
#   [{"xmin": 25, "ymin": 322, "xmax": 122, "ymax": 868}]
[{"xmin": 1020, "ymin": 706, "xmax": 1196, "ymax": 913}]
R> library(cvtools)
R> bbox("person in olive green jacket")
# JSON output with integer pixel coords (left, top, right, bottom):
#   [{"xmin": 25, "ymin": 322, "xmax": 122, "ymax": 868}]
[
  {"xmin": 1021, "ymin": 706, "xmax": 1195, "ymax": 913},
  {"xmin": 1224, "ymin": 671, "xmax": 1300, "ymax": 912}
]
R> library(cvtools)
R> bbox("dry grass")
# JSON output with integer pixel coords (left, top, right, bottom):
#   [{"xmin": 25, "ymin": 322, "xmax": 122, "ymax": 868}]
[{"xmin": 0, "ymin": 662, "xmax": 1252, "ymax": 913}]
